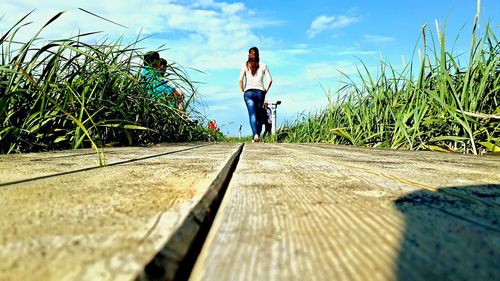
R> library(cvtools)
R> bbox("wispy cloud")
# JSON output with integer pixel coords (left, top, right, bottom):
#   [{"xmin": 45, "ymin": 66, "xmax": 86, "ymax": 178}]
[
  {"xmin": 193, "ymin": 0, "xmax": 246, "ymax": 15},
  {"xmin": 333, "ymin": 50, "xmax": 378, "ymax": 56},
  {"xmin": 305, "ymin": 61, "xmax": 360, "ymax": 80},
  {"xmin": 0, "ymin": 0, "xmax": 271, "ymax": 71},
  {"xmin": 362, "ymin": 34, "xmax": 396, "ymax": 45},
  {"xmin": 307, "ymin": 15, "xmax": 359, "ymax": 38},
  {"xmin": 283, "ymin": 48, "xmax": 311, "ymax": 55}
]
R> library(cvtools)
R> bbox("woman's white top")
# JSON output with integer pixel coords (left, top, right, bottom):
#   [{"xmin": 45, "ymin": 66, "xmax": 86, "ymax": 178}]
[{"xmin": 239, "ymin": 62, "xmax": 271, "ymax": 92}]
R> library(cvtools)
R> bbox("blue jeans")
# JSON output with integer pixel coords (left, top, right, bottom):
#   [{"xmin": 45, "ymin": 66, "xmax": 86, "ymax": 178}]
[{"xmin": 244, "ymin": 89, "xmax": 265, "ymax": 137}]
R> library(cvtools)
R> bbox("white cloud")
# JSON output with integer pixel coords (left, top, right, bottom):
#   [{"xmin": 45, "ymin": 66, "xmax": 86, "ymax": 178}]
[
  {"xmin": 0, "ymin": 0, "xmax": 268, "ymax": 71},
  {"xmin": 333, "ymin": 50, "xmax": 378, "ymax": 56},
  {"xmin": 284, "ymin": 48, "xmax": 311, "ymax": 55},
  {"xmin": 362, "ymin": 34, "xmax": 396, "ymax": 45},
  {"xmin": 307, "ymin": 15, "xmax": 359, "ymax": 38},
  {"xmin": 305, "ymin": 61, "xmax": 360, "ymax": 81},
  {"xmin": 193, "ymin": 0, "xmax": 246, "ymax": 15}
]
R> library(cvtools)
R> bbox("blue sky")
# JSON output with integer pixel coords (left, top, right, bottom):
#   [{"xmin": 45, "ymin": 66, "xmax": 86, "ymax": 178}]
[{"xmin": 1, "ymin": 0, "xmax": 498, "ymax": 136}]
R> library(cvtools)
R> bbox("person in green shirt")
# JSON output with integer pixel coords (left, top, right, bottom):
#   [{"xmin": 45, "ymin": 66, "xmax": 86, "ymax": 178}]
[
  {"xmin": 157, "ymin": 58, "xmax": 185, "ymax": 110},
  {"xmin": 140, "ymin": 52, "xmax": 184, "ymax": 110}
]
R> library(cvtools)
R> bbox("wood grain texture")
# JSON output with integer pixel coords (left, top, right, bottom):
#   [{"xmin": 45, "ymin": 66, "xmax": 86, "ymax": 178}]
[
  {"xmin": 0, "ymin": 143, "xmax": 241, "ymax": 281},
  {"xmin": 0, "ymin": 143, "xmax": 209, "ymax": 185},
  {"xmin": 189, "ymin": 143, "xmax": 500, "ymax": 281}
]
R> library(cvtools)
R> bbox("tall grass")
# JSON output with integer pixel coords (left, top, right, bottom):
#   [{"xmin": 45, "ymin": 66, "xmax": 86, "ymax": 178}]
[
  {"xmin": 279, "ymin": 6, "xmax": 499, "ymax": 155},
  {"xmin": 0, "ymin": 11, "xmax": 219, "ymax": 156}
]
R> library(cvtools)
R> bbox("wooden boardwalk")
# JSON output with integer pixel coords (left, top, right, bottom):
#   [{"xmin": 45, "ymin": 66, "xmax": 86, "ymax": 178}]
[{"xmin": 1, "ymin": 143, "xmax": 499, "ymax": 281}]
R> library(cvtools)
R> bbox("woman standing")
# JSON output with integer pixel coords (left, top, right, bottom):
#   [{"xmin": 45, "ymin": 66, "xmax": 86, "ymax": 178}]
[{"xmin": 239, "ymin": 47, "xmax": 273, "ymax": 142}]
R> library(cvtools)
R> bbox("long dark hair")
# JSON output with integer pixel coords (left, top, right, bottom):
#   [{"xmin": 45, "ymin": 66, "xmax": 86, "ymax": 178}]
[
  {"xmin": 246, "ymin": 47, "xmax": 260, "ymax": 76},
  {"xmin": 144, "ymin": 51, "xmax": 160, "ymax": 66}
]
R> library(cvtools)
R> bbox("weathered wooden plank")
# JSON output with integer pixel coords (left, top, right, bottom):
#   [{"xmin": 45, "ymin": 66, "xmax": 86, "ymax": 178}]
[
  {"xmin": 0, "ymin": 143, "xmax": 209, "ymax": 185},
  {"xmin": 0, "ymin": 143, "xmax": 241, "ymax": 281},
  {"xmin": 294, "ymin": 144, "xmax": 500, "ymax": 207},
  {"xmin": 189, "ymin": 143, "xmax": 500, "ymax": 281}
]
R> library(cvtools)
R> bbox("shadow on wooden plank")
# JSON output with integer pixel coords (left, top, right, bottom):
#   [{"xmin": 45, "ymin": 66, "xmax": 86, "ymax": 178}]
[{"xmin": 394, "ymin": 184, "xmax": 500, "ymax": 281}]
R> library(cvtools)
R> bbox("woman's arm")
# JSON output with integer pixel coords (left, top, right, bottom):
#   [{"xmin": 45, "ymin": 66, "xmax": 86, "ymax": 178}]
[
  {"xmin": 239, "ymin": 64, "xmax": 246, "ymax": 93},
  {"xmin": 264, "ymin": 67, "xmax": 272, "ymax": 93}
]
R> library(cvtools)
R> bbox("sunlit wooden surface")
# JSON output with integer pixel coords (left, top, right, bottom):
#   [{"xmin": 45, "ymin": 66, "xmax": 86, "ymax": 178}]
[
  {"xmin": 0, "ymin": 143, "xmax": 241, "ymax": 281},
  {"xmin": 189, "ymin": 143, "xmax": 500, "ymax": 281},
  {"xmin": 1, "ymin": 143, "xmax": 499, "ymax": 281}
]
